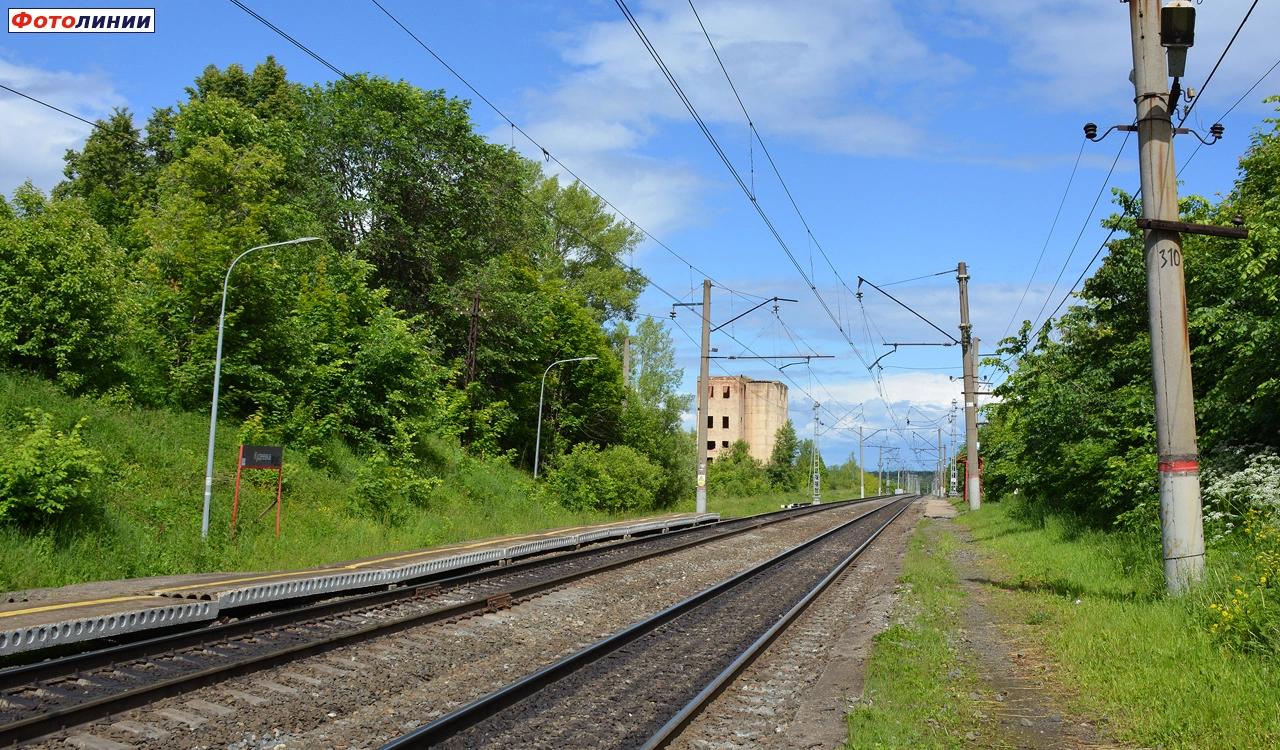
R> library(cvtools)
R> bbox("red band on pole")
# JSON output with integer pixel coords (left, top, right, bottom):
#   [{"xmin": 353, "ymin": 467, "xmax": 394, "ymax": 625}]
[{"xmin": 1158, "ymin": 459, "xmax": 1199, "ymax": 473}]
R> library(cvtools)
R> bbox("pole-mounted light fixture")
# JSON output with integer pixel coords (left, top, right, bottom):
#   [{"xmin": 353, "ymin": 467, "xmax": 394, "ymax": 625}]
[
  {"xmin": 1161, "ymin": 0, "xmax": 1195, "ymax": 78},
  {"xmin": 533, "ymin": 356, "xmax": 598, "ymax": 479}
]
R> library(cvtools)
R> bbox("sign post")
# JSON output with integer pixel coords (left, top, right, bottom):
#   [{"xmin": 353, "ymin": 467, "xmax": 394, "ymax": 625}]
[{"xmin": 232, "ymin": 445, "xmax": 284, "ymax": 536}]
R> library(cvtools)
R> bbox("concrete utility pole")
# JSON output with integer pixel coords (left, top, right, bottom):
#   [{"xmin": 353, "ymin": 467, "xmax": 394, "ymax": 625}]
[
  {"xmin": 957, "ymin": 261, "xmax": 981, "ymax": 510},
  {"xmin": 877, "ymin": 446, "xmax": 884, "ymax": 493},
  {"xmin": 1128, "ymin": 0, "xmax": 1204, "ymax": 592},
  {"xmin": 695, "ymin": 279, "xmax": 712, "ymax": 514},
  {"xmin": 949, "ymin": 400, "xmax": 959, "ymax": 496},
  {"xmin": 858, "ymin": 425, "xmax": 865, "ymax": 499}
]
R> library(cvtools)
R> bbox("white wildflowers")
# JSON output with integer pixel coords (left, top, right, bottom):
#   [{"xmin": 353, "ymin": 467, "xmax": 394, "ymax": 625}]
[{"xmin": 1203, "ymin": 451, "xmax": 1280, "ymax": 545}]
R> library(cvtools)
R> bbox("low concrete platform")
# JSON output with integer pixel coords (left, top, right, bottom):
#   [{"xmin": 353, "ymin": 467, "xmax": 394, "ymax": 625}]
[{"xmin": 0, "ymin": 512, "xmax": 718, "ymax": 658}]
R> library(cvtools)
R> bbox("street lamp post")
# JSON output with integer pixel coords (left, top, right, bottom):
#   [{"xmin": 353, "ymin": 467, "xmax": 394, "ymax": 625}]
[
  {"xmin": 201, "ymin": 237, "xmax": 321, "ymax": 540},
  {"xmin": 533, "ymin": 356, "xmax": 598, "ymax": 479}
]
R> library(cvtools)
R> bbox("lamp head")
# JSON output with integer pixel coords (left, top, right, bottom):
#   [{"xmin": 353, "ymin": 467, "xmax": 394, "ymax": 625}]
[
  {"xmin": 1160, "ymin": 1, "xmax": 1195, "ymax": 49},
  {"xmin": 1162, "ymin": 0, "xmax": 1195, "ymax": 78}
]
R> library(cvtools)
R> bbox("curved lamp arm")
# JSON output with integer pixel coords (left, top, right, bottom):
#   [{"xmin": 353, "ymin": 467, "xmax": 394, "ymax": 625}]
[{"xmin": 533, "ymin": 356, "xmax": 599, "ymax": 479}]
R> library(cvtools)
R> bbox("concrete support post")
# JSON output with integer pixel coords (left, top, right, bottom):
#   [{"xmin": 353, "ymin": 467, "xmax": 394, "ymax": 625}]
[
  {"xmin": 696, "ymin": 279, "xmax": 712, "ymax": 514},
  {"xmin": 811, "ymin": 401, "xmax": 821, "ymax": 505},
  {"xmin": 938, "ymin": 427, "xmax": 944, "ymax": 497},
  {"xmin": 957, "ymin": 261, "xmax": 981, "ymax": 510},
  {"xmin": 878, "ymin": 446, "xmax": 883, "ymax": 493},
  {"xmin": 1128, "ymin": 0, "xmax": 1204, "ymax": 593}
]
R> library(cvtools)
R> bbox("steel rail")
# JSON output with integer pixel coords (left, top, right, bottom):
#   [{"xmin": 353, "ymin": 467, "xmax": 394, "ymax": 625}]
[
  {"xmin": 0, "ymin": 495, "xmax": 878, "ymax": 682},
  {"xmin": 380, "ymin": 495, "xmax": 914, "ymax": 748},
  {"xmin": 641, "ymin": 497, "xmax": 915, "ymax": 748},
  {"xmin": 0, "ymin": 495, "xmax": 887, "ymax": 747}
]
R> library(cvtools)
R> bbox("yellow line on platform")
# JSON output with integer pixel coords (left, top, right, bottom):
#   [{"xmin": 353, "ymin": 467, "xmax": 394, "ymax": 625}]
[{"xmin": 0, "ymin": 595, "xmax": 154, "ymax": 620}]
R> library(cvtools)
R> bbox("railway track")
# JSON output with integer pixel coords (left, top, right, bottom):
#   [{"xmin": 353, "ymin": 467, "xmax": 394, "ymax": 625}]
[
  {"xmin": 382, "ymin": 495, "xmax": 916, "ymax": 749},
  {"xmin": 0, "ymin": 496, "xmax": 888, "ymax": 747}
]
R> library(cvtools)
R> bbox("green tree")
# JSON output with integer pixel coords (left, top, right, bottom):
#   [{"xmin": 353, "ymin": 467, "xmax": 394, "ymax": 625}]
[
  {"xmin": 767, "ymin": 419, "xmax": 800, "ymax": 489},
  {"xmin": 300, "ymin": 75, "xmax": 538, "ymax": 317},
  {"xmin": 618, "ymin": 317, "xmax": 693, "ymax": 506},
  {"xmin": 55, "ymin": 109, "xmax": 150, "ymax": 249},
  {"xmin": 629, "ymin": 317, "xmax": 684, "ymax": 410},
  {"xmin": 531, "ymin": 177, "xmax": 646, "ymax": 324},
  {"xmin": 0, "ymin": 184, "xmax": 126, "ymax": 391}
]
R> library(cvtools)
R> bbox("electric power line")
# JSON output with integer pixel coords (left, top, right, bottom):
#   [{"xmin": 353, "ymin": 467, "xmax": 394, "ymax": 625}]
[
  {"xmin": 1036, "ymin": 2, "xmax": 1274, "ymax": 335},
  {"xmin": 617, "ymin": 0, "xmax": 920, "ymax": 434},
  {"xmin": 362, "ymin": 0, "xmax": 737, "ymax": 295},
  {"xmin": 686, "ymin": 0, "xmax": 866, "ymax": 336},
  {"xmin": 997, "ymin": 138, "xmax": 1086, "ymax": 344},
  {"xmin": 1026, "ymin": 129, "xmax": 1131, "ymax": 334},
  {"xmin": 614, "ymin": 0, "xmax": 873, "ymax": 375},
  {"xmin": 1180, "ymin": 53, "xmax": 1280, "ymax": 175}
]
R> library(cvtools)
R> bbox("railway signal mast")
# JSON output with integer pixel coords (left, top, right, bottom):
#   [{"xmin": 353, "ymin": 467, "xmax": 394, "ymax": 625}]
[{"xmin": 811, "ymin": 402, "xmax": 822, "ymax": 505}]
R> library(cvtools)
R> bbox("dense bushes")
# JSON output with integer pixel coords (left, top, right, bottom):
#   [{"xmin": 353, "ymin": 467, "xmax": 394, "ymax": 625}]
[
  {"xmin": 0, "ymin": 411, "xmax": 103, "ymax": 525},
  {"xmin": 541, "ymin": 444, "xmax": 662, "ymax": 513},
  {"xmin": 709, "ymin": 441, "xmax": 771, "ymax": 499},
  {"xmin": 350, "ymin": 452, "xmax": 441, "ymax": 525}
]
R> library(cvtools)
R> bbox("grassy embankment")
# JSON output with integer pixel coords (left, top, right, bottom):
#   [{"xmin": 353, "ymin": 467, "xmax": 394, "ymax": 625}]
[
  {"xmin": 0, "ymin": 371, "xmax": 818, "ymax": 592},
  {"xmin": 849, "ymin": 498, "xmax": 1280, "ymax": 749}
]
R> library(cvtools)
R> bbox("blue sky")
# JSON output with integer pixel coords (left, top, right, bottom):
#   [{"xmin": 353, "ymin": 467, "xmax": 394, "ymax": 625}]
[{"xmin": 3, "ymin": 0, "xmax": 1278, "ymax": 470}]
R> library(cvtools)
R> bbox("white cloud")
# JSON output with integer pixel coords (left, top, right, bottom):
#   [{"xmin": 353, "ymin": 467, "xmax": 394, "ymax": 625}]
[
  {"xmin": 805, "ymin": 371, "xmax": 964, "ymax": 417},
  {"xmin": 949, "ymin": 0, "xmax": 1280, "ymax": 116},
  {"xmin": 0, "ymin": 58, "xmax": 122, "ymax": 193},
  {"xmin": 512, "ymin": 137, "xmax": 711, "ymax": 238},
  {"xmin": 512, "ymin": 0, "xmax": 967, "ymax": 232}
]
